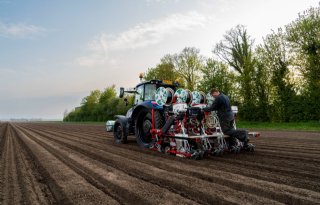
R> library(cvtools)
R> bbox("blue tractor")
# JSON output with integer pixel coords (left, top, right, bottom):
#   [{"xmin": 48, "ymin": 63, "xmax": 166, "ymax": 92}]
[{"xmin": 113, "ymin": 80, "xmax": 176, "ymax": 148}]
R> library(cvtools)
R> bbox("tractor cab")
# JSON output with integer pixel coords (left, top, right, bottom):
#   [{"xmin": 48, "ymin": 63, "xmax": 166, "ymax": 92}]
[{"xmin": 120, "ymin": 79, "xmax": 177, "ymax": 106}]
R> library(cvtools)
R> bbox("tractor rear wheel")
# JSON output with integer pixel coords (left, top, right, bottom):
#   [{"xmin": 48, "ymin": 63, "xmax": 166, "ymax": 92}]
[{"xmin": 135, "ymin": 110, "xmax": 163, "ymax": 148}]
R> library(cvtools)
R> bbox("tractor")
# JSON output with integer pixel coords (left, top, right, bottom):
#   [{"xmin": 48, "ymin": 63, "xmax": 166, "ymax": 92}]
[
  {"xmin": 111, "ymin": 79, "xmax": 258, "ymax": 159},
  {"xmin": 113, "ymin": 80, "xmax": 174, "ymax": 148}
]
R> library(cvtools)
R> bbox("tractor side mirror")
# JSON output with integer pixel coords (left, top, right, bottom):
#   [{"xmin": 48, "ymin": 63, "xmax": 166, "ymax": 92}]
[
  {"xmin": 119, "ymin": 87, "xmax": 124, "ymax": 98},
  {"xmin": 124, "ymin": 98, "xmax": 128, "ymax": 106}
]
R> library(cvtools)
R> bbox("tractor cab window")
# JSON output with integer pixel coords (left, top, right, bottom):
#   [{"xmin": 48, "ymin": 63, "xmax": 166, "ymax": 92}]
[
  {"xmin": 144, "ymin": 83, "xmax": 157, "ymax": 101},
  {"xmin": 135, "ymin": 85, "xmax": 144, "ymax": 105}
]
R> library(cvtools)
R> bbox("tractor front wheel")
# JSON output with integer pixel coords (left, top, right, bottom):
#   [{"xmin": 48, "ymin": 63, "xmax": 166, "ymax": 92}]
[{"xmin": 113, "ymin": 119, "xmax": 127, "ymax": 144}]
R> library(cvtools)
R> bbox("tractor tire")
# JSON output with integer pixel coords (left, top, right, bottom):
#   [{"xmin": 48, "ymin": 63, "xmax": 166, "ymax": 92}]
[
  {"xmin": 135, "ymin": 109, "xmax": 163, "ymax": 148},
  {"xmin": 113, "ymin": 119, "xmax": 127, "ymax": 144}
]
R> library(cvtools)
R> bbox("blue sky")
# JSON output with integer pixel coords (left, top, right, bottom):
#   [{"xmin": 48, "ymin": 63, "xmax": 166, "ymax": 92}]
[{"xmin": 0, "ymin": 0, "xmax": 319, "ymax": 119}]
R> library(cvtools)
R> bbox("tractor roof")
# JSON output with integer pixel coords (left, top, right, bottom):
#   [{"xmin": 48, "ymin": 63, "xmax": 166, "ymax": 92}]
[{"xmin": 136, "ymin": 79, "xmax": 178, "ymax": 88}]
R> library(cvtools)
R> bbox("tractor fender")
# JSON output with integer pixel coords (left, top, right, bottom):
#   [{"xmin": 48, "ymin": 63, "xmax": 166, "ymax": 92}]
[
  {"xmin": 131, "ymin": 102, "xmax": 161, "ymax": 121},
  {"xmin": 114, "ymin": 115, "xmax": 128, "ymax": 121}
]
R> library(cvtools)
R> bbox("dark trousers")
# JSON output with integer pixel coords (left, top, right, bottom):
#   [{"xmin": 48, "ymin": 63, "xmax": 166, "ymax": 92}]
[{"xmin": 220, "ymin": 119, "xmax": 248, "ymax": 145}]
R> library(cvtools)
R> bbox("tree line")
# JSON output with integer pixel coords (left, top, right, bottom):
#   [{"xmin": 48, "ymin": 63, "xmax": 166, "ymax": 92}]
[
  {"xmin": 64, "ymin": 5, "xmax": 319, "ymax": 122},
  {"xmin": 63, "ymin": 86, "xmax": 134, "ymax": 122}
]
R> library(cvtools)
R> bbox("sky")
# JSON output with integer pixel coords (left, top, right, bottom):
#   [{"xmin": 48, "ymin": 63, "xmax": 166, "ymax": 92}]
[{"xmin": 0, "ymin": 0, "xmax": 319, "ymax": 120}]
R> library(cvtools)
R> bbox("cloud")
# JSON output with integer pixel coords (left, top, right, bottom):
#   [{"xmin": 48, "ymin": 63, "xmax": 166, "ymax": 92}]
[
  {"xmin": 0, "ymin": 21, "xmax": 46, "ymax": 38},
  {"xmin": 93, "ymin": 11, "xmax": 208, "ymax": 51},
  {"xmin": 76, "ymin": 53, "xmax": 109, "ymax": 67},
  {"xmin": 77, "ymin": 11, "xmax": 209, "ymax": 67}
]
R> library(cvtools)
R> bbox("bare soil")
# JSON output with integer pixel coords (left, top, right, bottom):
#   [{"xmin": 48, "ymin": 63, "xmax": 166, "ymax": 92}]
[{"xmin": 0, "ymin": 122, "xmax": 319, "ymax": 204}]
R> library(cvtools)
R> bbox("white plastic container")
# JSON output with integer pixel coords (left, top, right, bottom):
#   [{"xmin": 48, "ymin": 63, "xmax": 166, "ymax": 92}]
[
  {"xmin": 231, "ymin": 106, "xmax": 238, "ymax": 114},
  {"xmin": 106, "ymin": 120, "xmax": 115, "ymax": 132}
]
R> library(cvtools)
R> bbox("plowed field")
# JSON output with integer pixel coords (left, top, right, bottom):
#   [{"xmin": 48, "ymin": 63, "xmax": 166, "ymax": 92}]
[{"xmin": 0, "ymin": 122, "xmax": 319, "ymax": 205}]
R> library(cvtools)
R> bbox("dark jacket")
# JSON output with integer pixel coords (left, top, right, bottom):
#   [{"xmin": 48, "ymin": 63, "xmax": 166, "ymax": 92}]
[
  {"xmin": 203, "ymin": 93, "xmax": 234, "ymax": 123},
  {"xmin": 204, "ymin": 93, "xmax": 248, "ymax": 142}
]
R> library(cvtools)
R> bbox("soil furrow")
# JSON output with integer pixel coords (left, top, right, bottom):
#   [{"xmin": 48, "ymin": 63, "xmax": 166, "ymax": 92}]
[
  {"xmin": 17, "ymin": 126, "xmax": 164, "ymax": 205},
  {"xmin": 20, "ymin": 123, "xmax": 320, "ymax": 192},
  {"xmin": 35, "ymin": 126, "xmax": 320, "ymax": 180},
  {"xmin": 13, "ymin": 125, "xmax": 119, "ymax": 205},
  {"xmin": 18, "ymin": 124, "xmax": 319, "ymax": 204},
  {"xmin": 17, "ymin": 125, "xmax": 238, "ymax": 205},
  {"xmin": 10, "ymin": 125, "xmax": 57, "ymax": 205},
  {"xmin": 18, "ymin": 125, "xmax": 200, "ymax": 205},
  {"xmin": 0, "ymin": 124, "xmax": 22, "ymax": 204},
  {"xmin": 4, "ymin": 122, "xmax": 319, "ymax": 205}
]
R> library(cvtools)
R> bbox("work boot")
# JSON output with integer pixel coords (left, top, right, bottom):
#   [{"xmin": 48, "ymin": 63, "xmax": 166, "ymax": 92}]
[
  {"xmin": 243, "ymin": 142, "xmax": 255, "ymax": 152},
  {"xmin": 229, "ymin": 145, "xmax": 241, "ymax": 153},
  {"xmin": 227, "ymin": 137, "xmax": 240, "ymax": 153}
]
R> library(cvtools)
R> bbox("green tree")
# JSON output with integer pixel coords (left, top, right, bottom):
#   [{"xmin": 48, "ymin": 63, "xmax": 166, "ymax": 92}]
[
  {"xmin": 198, "ymin": 58, "xmax": 237, "ymax": 100},
  {"xmin": 252, "ymin": 52, "xmax": 271, "ymax": 121},
  {"xmin": 144, "ymin": 54, "xmax": 179, "ymax": 83},
  {"xmin": 173, "ymin": 47, "xmax": 204, "ymax": 90},
  {"xmin": 214, "ymin": 25, "xmax": 257, "ymax": 120},
  {"xmin": 81, "ymin": 90, "xmax": 101, "ymax": 121},
  {"xmin": 286, "ymin": 5, "xmax": 320, "ymax": 120},
  {"xmin": 99, "ymin": 85, "xmax": 117, "ymax": 104},
  {"xmin": 259, "ymin": 29, "xmax": 296, "ymax": 122},
  {"xmin": 63, "ymin": 85, "xmax": 131, "ymax": 122},
  {"xmin": 95, "ymin": 85, "xmax": 117, "ymax": 121}
]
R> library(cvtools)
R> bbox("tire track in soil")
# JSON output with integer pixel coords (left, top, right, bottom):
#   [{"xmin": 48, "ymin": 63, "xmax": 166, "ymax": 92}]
[
  {"xmin": 17, "ymin": 124, "xmax": 319, "ymax": 204},
  {"xmin": 19, "ymin": 123, "xmax": 320, "ymax": 193}
]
